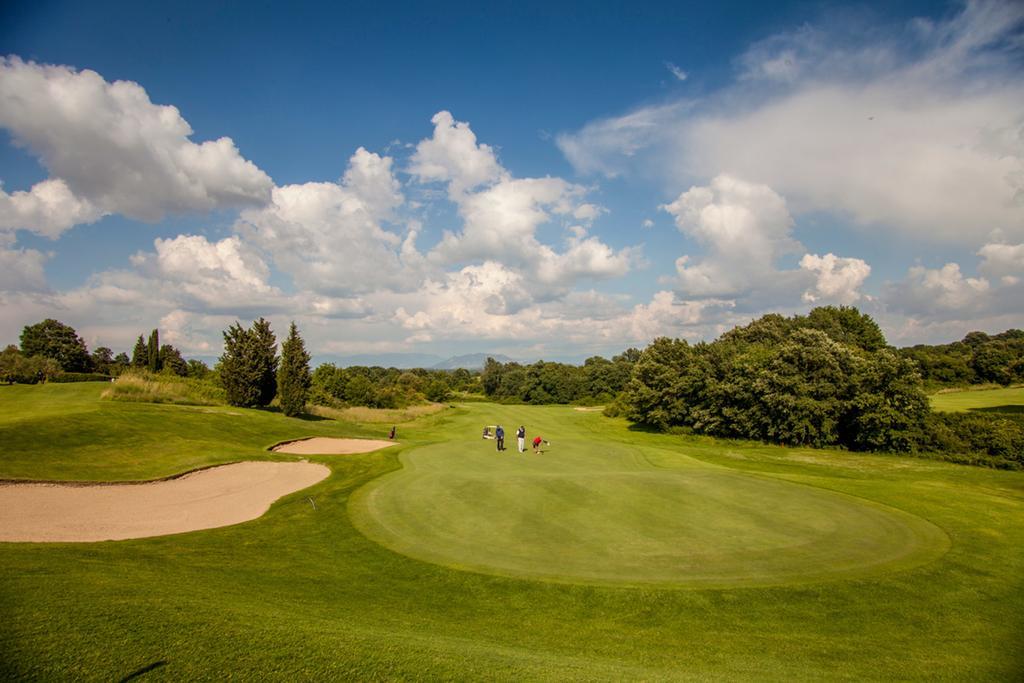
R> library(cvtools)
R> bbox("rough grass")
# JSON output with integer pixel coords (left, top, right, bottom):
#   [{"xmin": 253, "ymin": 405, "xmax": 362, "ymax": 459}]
[
  {"xmin": 102, "ymin": 371, "xmax": 227, "ymax": 406},
  {"xmin": 1, "ymin": 384, "xmax": 1022, "ymax": 680},
  {"xmin": 930, "ymin": 385, "xmax": 1024, "ymax": 413},
  {"xmin": 310, "ymin": 402, "xmax": 447, "ymax": 424}
]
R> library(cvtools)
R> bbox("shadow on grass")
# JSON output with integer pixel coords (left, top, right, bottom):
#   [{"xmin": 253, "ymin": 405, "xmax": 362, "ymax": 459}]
[
  {"xmin": 118, "ymin": 660, "xmax": 167, "ymax": 682},
  {"xmin": 971, "ymin": 405, "xmax": 1024, "ymax": 415}
]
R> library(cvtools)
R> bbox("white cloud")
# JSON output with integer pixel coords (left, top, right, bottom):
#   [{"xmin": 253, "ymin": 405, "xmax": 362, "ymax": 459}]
[
  {"xmin": 236, "ymin": 147, "xmax": 421, "ymax": 296},
  {"xmin": 0, "ymin": 178, "xmax": 104, "ymax": 238},
  {"xmin": 884, "ymin": 262, "xmax": 990, "ymax": 316},
  {"xmin": 0, "ymin": 232, "xmax": 48, "ymax": 291},
  {"xmin": 408, "ymin": 110, "xmax": 504, "ymax": 196},
  {"xmin": 130, "ymin": 234, "xmax": 277, "ymax": 311},
  {"xmin": 660, "ymin": 174, "xmax": 800, "ymax": 297},
  {"xmin": 800, "ymin": 253, "xmax": 871, "ymax": 304},
  {"xmin": 978, "ymin": 241, "xmax": 1024, "ymax": 284},
  {"xmin": 558, "ymin": 2, "xmax": 1024, "ymax": 243},
  {"xmin": 665, "ymin": 62, "xmax": 688, "ymax": 81},
  {"xmin": 412, "ymin": 112, "xmax": 639, "ymax": 295},
  {"xmin": 0, "ymin": 57, "xmax": 272, "ymax": 235}
]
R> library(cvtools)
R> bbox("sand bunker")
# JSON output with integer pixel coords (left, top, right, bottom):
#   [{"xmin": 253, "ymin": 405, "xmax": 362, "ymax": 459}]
[
  {"xmin": 0, "ymin": 461, "xmax": 330, "ymax": 543},
  {"xmin": 271, "ymin": 437, "xmax": 397, "ymax": 455}
]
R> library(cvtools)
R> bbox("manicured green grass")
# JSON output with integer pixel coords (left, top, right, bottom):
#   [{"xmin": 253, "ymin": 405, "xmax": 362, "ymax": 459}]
[
  {"xmin": 1, "ymin": 384, "xmax": 1023, "ymax": 680},
  {"xmin": 352, "ymin": 404, "xmax": 947, "ymax": 587},
  {"xmin": 930, "ymin": 385, "xmax": 1024, "ymax": 413}
]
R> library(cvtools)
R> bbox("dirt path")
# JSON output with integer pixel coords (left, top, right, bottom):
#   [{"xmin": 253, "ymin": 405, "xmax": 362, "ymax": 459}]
[
  {"xmin": 0, "ymin": 461, "xmax": 330, "ymax": 543},
  {"xmin": 271, "ymin": 437, "xmax": 397, "ymax": 454}
]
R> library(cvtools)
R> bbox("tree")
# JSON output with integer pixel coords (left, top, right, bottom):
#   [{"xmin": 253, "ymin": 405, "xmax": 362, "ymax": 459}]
[
  {"xmin": 159, "ymin": 344, "xmax": 188, "ymax": 376},
  {"xmin": 147, "ymin": 329, "xmax": 160, "ymax": 372},
  {"xmin": 90, "ymin": 346, "xmax": 114, "ymax": 374},
  {"xmin": 277, "ymin": 322, "xmax": 311, "ymax": 417},
  {"xmin": 131, "ymin": 335, "xmax": 148, "ymax": 367},
  {"xmin": 219, "ymin": 319, "xmax": 278, "ymax": 408},
  {"xmin": 251, "ymin": 318, "xmax": 279, "ymax": 406},
  {"xmin": 113, "ymin": 352, "xmax": 131, "ymax": 374},
  {"xmin": 19, "ymin": 319, "xmax": 91, "ymax": 372},
  {"xmin": 186, "ymin": 359, "xmax": 210, "ymax": 379},
  {"xmin": 0, "ymin": 345, "xmax": 61, "ymax": 384}
]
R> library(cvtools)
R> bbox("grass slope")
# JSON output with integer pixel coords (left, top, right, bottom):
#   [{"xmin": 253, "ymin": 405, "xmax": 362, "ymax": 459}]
[
  {"xmin": 351, "ymin": 404, "xmax": 947, "ymax": 587},
  {"xmin": 1, "ymin": 384, "xmax": 1023, "ymax": 680},
  {"xmin": 931, "ymin": 385, "xmax": 1024, "ymax": 413}
]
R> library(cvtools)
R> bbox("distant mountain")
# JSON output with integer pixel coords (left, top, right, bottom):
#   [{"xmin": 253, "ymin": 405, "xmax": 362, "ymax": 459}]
[
  {"xmin": 315, "ymin": 352, "xmax": 445, "ymax": 369},
  {"xmin": 433, "ymin": 353, "xmax": 516, "ymax": 370}
]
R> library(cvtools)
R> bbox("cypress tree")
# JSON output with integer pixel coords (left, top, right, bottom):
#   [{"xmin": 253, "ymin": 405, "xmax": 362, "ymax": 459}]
[
  {"xmin": 131, "ymin": 335, "xmax": 148, "ymax": 367},
  {"xmin": 251, "ymin": 318, "xmax": 279, "ymax": 406},
  {"xmin": 219, "ymin": 319, "xmax": 278, "ymax": 408},
  {"xmin": 220, "ymin": 323, "xmax": 261, "ymax": 407},
  {"xmin": 277, "ymin": 322, "xmax": 311, "ymax": 417},
  {"xmin": 147, "ymin": 329, "xmax": 160, "ymax": 372}
]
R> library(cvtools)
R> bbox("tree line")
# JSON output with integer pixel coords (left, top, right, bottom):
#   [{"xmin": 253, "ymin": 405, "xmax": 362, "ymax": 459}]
[{"xmin": 898, "ymin": 329, "xmax": 1024, "ymax": 388}]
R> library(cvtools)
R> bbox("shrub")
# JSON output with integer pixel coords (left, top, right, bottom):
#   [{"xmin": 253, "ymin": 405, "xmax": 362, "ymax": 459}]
[{"xmin": 102, "ymin": 371, "xmax": 227, "ymax": 406}]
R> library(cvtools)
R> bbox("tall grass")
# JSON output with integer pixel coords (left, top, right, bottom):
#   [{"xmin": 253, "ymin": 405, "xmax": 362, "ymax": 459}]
[
  {"xmin": 309, "ymin": 402, "xmax": 446, "ymax": 423},
  {"xmin": 102, "ymin": 371, "xmax": 226, "ymax": 406}
]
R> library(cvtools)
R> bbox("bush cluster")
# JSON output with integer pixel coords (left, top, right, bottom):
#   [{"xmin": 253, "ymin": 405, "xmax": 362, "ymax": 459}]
[{"xmin": 623, "ymin": 308, "xmax": 928, "ymax": 452}]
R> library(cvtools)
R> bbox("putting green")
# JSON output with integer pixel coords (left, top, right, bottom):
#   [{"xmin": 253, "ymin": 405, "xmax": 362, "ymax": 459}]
[{"xmin": 350, "ymin": 406, "xmax": 949, "ymax": 588}]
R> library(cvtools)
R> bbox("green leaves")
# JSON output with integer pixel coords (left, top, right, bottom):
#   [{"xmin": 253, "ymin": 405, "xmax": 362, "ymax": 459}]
[
  {"xmin": 219, "ymin": 318, "xmax": 278, "ymax": 408},
  {"xmin": 278, "ymin": 322, "xmax": 311, "ymax": 417},
  {"xmin": 624, "ymin": 309, "xmax": 930, "ymax": 452}
]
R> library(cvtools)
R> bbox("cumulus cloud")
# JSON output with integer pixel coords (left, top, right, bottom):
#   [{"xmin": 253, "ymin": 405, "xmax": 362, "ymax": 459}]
[
  {"xmin": 0, "ymin": 57, "xmax": 272, "ymax": 236},
  {"xmin": 0, "ymin": 178, "xmax": 104, "ymax": 238},
  {"xmin": 236, "ymin": 147, "xmax": 422, "ymax": 296},
  {"xmin": 0, "ymin": 232, "xmax": 48, "ymax": 291},
  {"xmin": 978, "ymin": 241, "xmax": 1024, "ymax": 284},
  {"xmin": 412, "ymin": 111, "xmax": 639, "ymax": 294},
  {"xmin": 130, "ymin": 234, "xmax": 279, "ymax": 312},
  {"xmin": 800, "ymin": 253, "xmax": 871, "ymax": 304},
  {"xmin": 660, "ymin": 174, "xmax": 801, "ymax": 297},
  {"xmin": 884, "ymin": 262, "xmax": 990, "ymax": 316},
  {"xmin": 408, "ymin": 110, "xmax": 505, "ymax": 196},
  {"xmin": 558, "ymin": 1, "xmax": 1024, "ymax": 243}
]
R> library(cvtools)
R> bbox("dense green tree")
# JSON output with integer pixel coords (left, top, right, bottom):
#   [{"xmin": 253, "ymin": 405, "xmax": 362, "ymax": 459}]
[
  {"xmin": 131, "ymin": 335, "xmax": 148, "ymax": 367},
  {"xmin": 90, "ymin": 346, "xmax": 114, "ymax": 374},
  {"xmin": 277, "ymin": 322, "xmax": 312, "ymax": 417},
  {"xmin": 251, "ymin": 318, "xmax": 279, "ymax": 406},
  {"xmin": 623, "ymin": 311, "xmax": 929, "ymax": 452},
  {"xmin": 147, "ymin": 329, "xmax": 160, "ymax": 372},
  {"xmin": 112, "ymin": 352, "xmax": 130, "ymax": 374},
  {"xmin": 19, "ymin": 319, "xmax": 91, "ymax": 372},
  {"xmin": 219, "ymin": 319, "xmax": 278, "ymax": 408},
  {"xmin": 186, "ymin": 359, "xmax": 210, "ymax": 379},
  {"xmin": 159, "ymin": 344, "xmax": 188, "ymax": 376}
]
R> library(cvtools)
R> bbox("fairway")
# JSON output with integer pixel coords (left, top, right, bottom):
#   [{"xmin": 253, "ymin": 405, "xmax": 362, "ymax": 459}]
[
  {"xmin": 2, "ymin": 384, "xmax": 1023, "ymax": 680},
  {"xmin": 930, "ymin": 385, "xmax": 1024, "ymax": 413},
  {"xmin": 351, "ymin": 404, "xmax": 947, "ymax": 587}
]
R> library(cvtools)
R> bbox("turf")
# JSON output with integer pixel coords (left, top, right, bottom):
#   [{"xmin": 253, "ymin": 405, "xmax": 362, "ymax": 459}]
[
  {"xmin": 930, "ymin": 385, "xmax": 1024, "ymax": 413},
  {"xmin": 1, "ymin": 384, "xmax": 1023, "ymax": 680},
  {"xmin": 351, "ymin": 404, "xmax": 948, "ymax": 587}
]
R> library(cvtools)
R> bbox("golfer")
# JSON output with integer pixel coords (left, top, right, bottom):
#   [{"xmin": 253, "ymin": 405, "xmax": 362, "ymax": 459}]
[
  {"xmin": 532, "ymin": 435, "xmax": 544, "ymax": 454},
  {"xmin": 516, "ymin": 425, "xmax": 526, "ymax": 453},
  {"xmin": 495, "ymin": 425, "xmax": 505, "ymax": 452}
]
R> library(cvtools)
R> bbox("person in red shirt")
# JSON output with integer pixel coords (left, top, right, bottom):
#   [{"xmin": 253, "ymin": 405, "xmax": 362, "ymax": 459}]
[{"xmin": 532, "ymin": 435, "xmax": 544, "ymax": 453}]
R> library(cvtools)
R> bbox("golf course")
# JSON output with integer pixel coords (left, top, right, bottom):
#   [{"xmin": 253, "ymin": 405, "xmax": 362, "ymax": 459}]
[{"xmin": 1, "ymin": 383, "xmax": 1023, "ymax": 680}]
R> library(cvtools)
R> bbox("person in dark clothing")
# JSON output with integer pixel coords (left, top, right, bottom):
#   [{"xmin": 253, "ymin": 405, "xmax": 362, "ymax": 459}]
[{"xmin": 495, "ymin": 425, "xmax": 505, "ymax": 451}]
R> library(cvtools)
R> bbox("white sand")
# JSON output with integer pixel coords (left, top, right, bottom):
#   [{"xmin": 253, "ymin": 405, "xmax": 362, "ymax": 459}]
[
  {"xmin": 0, "ymin": 461, "xmax": 330, "ymax": 543},
  {"xmin": 271, "ymin": 437, "xmax": 397, "ymax": 455}
]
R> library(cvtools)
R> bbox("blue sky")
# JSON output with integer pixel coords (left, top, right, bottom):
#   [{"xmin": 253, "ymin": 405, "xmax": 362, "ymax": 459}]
[{"xmin": 1, "ymin": 0, "xmax": 1022, "ymax": 364}]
